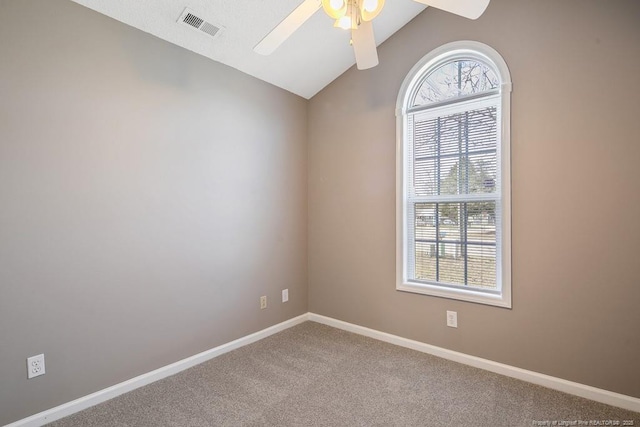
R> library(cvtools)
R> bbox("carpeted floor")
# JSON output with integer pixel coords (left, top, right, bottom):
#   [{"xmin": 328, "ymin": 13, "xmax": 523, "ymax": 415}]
[{"xmin": 47, "ymin": 322, "xmax": 639, "ymax": 426}]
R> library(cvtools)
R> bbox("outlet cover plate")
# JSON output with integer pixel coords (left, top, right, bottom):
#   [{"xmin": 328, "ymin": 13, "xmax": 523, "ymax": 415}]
[
  {"xmin": 27, "ymin": 354, "xmax": 45, "ymax": 379},
  {"xmin": 446, "ymin": 311, "xmax": 458, "ymax": 328},
  {"xmin": 282, "ymin": 289, "xmax": 289, "ymax": 303}
]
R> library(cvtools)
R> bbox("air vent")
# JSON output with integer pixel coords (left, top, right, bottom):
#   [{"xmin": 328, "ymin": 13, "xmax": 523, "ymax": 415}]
[
  {"xmin": 183, "ymin": 13, "xmax": 204, "ymax": 29},
  {"xmin": 199, "ymin": 21, "xmax": 220, "ymax": 38},
  {"xmin": 177, "ymin": 8, "xmax": 223, "ymax": 40}
]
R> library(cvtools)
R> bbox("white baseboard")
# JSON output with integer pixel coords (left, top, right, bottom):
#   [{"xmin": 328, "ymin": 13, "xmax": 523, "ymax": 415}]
[
  {"xmin": 8, "ymin": 312, "xmax": 638, "ymax": 426},
  {"xmin": 5, "ymin": 314, "xmax": 310, "ymax": 427},
  {"xmin": 308, "ymin": 313, "xmax": 640, "ymax": 413}
]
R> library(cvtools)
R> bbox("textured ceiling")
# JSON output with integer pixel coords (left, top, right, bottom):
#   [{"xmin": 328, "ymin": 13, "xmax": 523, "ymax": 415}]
[{"xmin": 70, "ymin": 0, "xmax": 427, "ymax": 99}]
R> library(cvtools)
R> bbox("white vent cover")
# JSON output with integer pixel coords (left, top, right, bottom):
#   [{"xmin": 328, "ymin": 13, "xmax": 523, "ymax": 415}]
[{"xmin": 177, "ymin": 7, "xmax": 223, "ymax": 40}]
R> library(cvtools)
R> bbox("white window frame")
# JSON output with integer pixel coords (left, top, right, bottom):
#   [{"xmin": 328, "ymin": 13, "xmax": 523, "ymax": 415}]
[{"xmin": 396, "ymin": 41, "xmax": 512, "ymax": 308}]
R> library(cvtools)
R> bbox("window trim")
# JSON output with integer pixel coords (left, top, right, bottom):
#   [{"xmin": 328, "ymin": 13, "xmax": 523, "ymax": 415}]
[{"xmin": 396, "ymin": 40, "xmax": 512, "ymax": 308}]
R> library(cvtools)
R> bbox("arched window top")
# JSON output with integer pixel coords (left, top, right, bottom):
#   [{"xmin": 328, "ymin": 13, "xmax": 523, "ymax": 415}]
[
  {"xmin": 397, "ymin": 40, "xmax": 512, "ymax": 116},
  {"xmin": 411, "ymin": 58, "xmax": 499, "ymax": 107}
]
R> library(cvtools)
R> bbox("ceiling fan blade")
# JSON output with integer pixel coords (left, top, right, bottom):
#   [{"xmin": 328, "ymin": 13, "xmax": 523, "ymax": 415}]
[
  {"xmin": 413, "ymin": 0, "xmax": 490, "ymax": 20},
  {"xmin": 352, "ymin": 20, "xmax": 378, "ymax": 70},
  {"xmin": 254, "ymin": 0, "xmax": 322, "ymax": 55}
]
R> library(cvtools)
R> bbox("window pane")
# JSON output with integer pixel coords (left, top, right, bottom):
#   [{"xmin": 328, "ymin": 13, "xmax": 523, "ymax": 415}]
[
  {"xmin": 466, "ymin": 152, "xmax": 497, "ymax": 194},
  {"xmin": 412, "ymin": 59, "xmax": 499, "ymax": 107},
  {"xmin": 466, "ymin": 107, "xmax": 498, "ymax": 152},
  {"xmin": 414, "ymin": 119, "xmax": 437, "ymax": 158},
  {"xmin": 438, "ymin": 250, "xmax": 466, "ymax": 285},
  {"xmin": 465, "ymin": 202, "xmax": 497, "ymax": 289},
  {"xmin": 466, "ymin": 244, "xmax": 496, "ymax": 289},
  {"xmin": 438, "ymin": 202, "xmax": 460, "ymax": 229},
  {"xmin": 466, "ymin": 202, "xmax": 496, "ymax": 245},
  {"xmin": 415, "ymin": 242, "xmax": 437, "ymax": 281},
  {"xmin": 415, "ymin": 203, "xmax": 437, "ymax": 240},
  {"xmin": 414, "ymin": 158, "xmax": 437, "ymax": 196}
]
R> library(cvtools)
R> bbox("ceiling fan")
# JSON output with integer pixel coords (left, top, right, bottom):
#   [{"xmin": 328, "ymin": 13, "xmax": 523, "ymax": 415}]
[{"xmin": 254, "ymin": 0, "xmax": 490, "ymax": 70}]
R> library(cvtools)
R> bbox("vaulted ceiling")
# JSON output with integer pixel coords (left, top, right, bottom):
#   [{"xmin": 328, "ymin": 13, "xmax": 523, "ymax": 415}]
[{"xmin": 70, "ymin": 0, "xmax": 428, "ymax": 99}]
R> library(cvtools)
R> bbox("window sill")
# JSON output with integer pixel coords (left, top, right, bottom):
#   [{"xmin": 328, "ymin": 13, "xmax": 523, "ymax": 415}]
[{"xmin": 397, "ymin": 281, "xmax": 511, "ymax": 308}]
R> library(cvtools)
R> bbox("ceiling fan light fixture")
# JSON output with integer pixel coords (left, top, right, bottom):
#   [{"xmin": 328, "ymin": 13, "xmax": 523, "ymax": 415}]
[
  {"xmin": 362, "ymin": 0, "xmax": 378, "ymax": 12},
  {"xmin": 359, "ymin": 0, "xmax": 385, "ymax": 21},
  {"xmin": 335, "ymin": 15, "xmax": 352, "ymax": 29},
  {"xmin": 322, "ymin": 0, "xmax": 348, "ymax": 19}
]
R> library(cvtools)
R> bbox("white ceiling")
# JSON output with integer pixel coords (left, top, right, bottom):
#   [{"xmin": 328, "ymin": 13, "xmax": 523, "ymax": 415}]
[{"xmin": 70, "ymin": 0, "xmax": 427, "ymax": 99}]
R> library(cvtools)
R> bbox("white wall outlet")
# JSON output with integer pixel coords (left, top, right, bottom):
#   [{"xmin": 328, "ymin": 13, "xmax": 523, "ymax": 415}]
[
  {"xmin": 260, "ymin": 295, "xmax": 267, "ymax": 309},
  {"xmin": 282, "ymin": 289, "xmax": 289, "ymax": 303},
  {"xmin": 27, "ymin": 354, "xmax": 45, "ymax": 379},
  {"xmin": 446, "ymin": 311, "xmax": 458, "ymax": 328}
]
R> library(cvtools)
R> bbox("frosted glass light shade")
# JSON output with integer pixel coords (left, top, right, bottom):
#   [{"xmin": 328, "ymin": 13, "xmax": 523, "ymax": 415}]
[
  {"xmin": 360, "ymin": 0, "xmax": 384, "ymax": 21},
  {"xmin": 322, "ymin": 0, "xmax": 347, "ymax": 19},
  {"xmin": 335, "ymin": 15, "xmax": 352, "ymax": 29}
]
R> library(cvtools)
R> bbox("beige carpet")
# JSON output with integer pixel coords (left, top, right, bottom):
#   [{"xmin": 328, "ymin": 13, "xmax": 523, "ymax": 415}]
[{"xmin": 47, "ymin": 322, "xmax": 638, "ymax": 426}]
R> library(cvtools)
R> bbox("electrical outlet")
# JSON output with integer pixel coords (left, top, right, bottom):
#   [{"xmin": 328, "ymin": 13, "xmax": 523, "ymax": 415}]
[
  {"xmin": 27, "ymin": 354, "xmax": 45, "ymax": 379},
  {"xmin": 446, "ymin": 311, "xmax": 458, "ymax": 328},
  {"xmin": 282, "ymin": 289, "xmax": 289, "ymax": 303},
  {"xmin": 260, "ymin": 295, "xmax": 267, "ymax": 309}
]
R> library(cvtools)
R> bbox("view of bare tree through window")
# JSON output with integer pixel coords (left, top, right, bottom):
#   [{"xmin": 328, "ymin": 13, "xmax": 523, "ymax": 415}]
[
  {"xmin": 409, "ymin": 59, "xmax": 499, "ymax": 290},
  {"xmin": 412, "ymin": 59, "xmax": 499, "ymax": 106}
]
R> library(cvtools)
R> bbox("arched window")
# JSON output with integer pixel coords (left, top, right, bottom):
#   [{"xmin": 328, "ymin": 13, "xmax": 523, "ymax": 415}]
[{"xmin": 396, "ymin": 41, "xmax": 512, "ymax": 308}]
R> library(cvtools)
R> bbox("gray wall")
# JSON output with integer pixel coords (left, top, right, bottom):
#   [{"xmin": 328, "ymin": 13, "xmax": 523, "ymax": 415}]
[
  {"xmin": 0, "ymin": 1, "xmax": 307, "ymax": 424},
  {"xmin": 309, "ymin": 0, "xmax": 640, "ymax": 398}
]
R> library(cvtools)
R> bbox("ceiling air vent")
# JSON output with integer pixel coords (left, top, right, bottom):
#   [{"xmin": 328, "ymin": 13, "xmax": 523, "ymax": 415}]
[{"xmin": 177, "ymin": 7, "xmax": 223, "ymax": 40}]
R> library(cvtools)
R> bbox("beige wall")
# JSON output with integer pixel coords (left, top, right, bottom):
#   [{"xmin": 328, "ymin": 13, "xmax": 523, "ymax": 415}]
[
  {"xmin": 0, "ymin": 1, "xmax": 307, "ymax": 424},
  {"xmin": 309, "ymin": 0, "xmax": 640, "ymax": 398}
]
